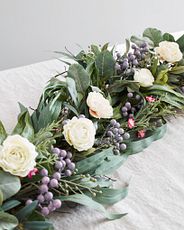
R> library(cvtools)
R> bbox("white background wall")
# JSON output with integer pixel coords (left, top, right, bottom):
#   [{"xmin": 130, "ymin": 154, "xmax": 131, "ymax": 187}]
[{"xmin": 0, "ymin": 0, "xmax": 184, "ymax": 70}]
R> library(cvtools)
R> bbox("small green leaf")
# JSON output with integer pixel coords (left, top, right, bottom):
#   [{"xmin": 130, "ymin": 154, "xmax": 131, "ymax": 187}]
[
  {"xmin": 67, "ymin": 63, "xmax": 90, "ymax": 96},
  {"xmin": 13, "ymin": 111, "xmax": 34, "ymax": 141},
  {"xmin": 176, "ymin": 34, "xmax": 184, "ymax": 52},
  {"xmin": 0, "ymin": 120, "xmax": 7, "ymax": 145},
  {"xmin": 143, "ymin": 28, "xmax": 163, "ymax": 46},
  {"xmin": 58, "ymin": 194, "xmax": 126, "ymax": 220},
  {"xmin": 2, "ymin": 200, "xmax": 21, "ymax": 212},
  {"xmin": 91, "ymin": 44, "xmax": 100, "ymax": 55},
  {"xmin": 24, "ymin": 221, "xmax": 53, "ymax": 230},
  {"xmin": 92, "ymin": 187, "xmax": 128, "ymax": 205},
  {"xmin": 66, "ymin": 77, "xmax": 79, "ymax": 106},
  {"xmin": 16, "ymin": 201, "xmax": 38, "ymax": 221},
  {"xmin": 163, "ymin": 33, "xmax": 175, "ymax": 42},
  {"xmin": 169, "ymin": 66, "xmax": 184, "ymax": 74},
  {"xmin": 156, "ymin": 69, "xmax": 168, "ymax": 84},
  {"xmin": 0, "ymin": 171, "xmax": 21, "ymax": 201},
  {"xmin": 95, "ymin": 50, "xmax": 115, "ymax": 78},
  {"xmin": 0, "ymin": 190, "xmax": 3, "ymax": 205},
  {"xmin": 0, "ymin": 211, "xmax": 18, "ymax": 230}
]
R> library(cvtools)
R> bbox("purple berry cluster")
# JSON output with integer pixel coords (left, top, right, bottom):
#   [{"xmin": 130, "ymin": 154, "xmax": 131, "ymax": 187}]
[
  {"xmin": 26, "ymin": 148, "xmax": 75, "ymax": 216},
  {"xmin": 106, "ymin": 119, "xmax": 130, "ymax": 155},
  {"xmin": 121, "ymin": 92, "xmax": 143, "ymax": 119},
  {"xmin": 115, "ymin": 42, "xmax": 149, "ymax": 73},
  {"xmin": 52, "ymin": 148, "xmax": 75, "ymax": 177}
]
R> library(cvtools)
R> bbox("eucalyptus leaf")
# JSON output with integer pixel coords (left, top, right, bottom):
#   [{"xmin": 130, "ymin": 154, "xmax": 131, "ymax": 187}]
[
  {"xmin": 0, "ymin": 190, "xmax": 3, "ymax": 206},
  {"xmin": 176, "ymin": 34, "xmax": 184, "ymax": 52},
  {"xmin": 2, "ymin": 200, "xmax": 21, "ymax": 212},
  {"xmin": 67, "ymin": 63, "xmax": 90, "ymax": 95},
  {"xmin": 0, "ymin": 120, "xmax": 7, "ymax": 145},
  {"xmin": 0, "ymin": 211, "xmax": 18, "ymax": 230},
  {"xmin": 58, "ymin": 194, "xmax": 126, "ymax": 220},
  {"xmin": 24, "ymin": 221, "xmax": 53, "ymax": 230},
  {"xmin": 95, "ymin": 50, "xmax": 115, "ymax": 78},
  {"xmin": 16, "ymin": 201, "xmax": 38, "ymax": 221},
  {"xmin": 0, "ymin": 171, "xmax": 21, "ymax": 201},
  {"xmin": 92, "ymin": 187, "xmax": 128, "ymax": 205},
  {"xmin": 143, "ymin": 28, "xmax": 163, "ymax": 46},
  {"xmin": 163, "ymin": 33, "xmax": 175, "ymax": 42},
  {"xmin": 66, "ymin": 77, "xmax": 79, "ymax": 106}
]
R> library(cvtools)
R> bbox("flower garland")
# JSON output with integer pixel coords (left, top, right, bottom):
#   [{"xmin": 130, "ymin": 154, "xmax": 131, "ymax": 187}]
[{"xmin": 0, "ymin": 28, "xmax": 184, "ymax": 229}]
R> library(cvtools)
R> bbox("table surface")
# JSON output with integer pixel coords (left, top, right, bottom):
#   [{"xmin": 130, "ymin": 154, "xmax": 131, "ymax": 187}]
[{"xmin": 0, "ymin": 32, "xmax": 184, "ymax": 230}]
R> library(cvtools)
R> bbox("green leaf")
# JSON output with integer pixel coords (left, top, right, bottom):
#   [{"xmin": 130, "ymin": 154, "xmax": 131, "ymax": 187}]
[
  {"xmin": 66, "ymin": 77, "xmax": 79, "ymax": 106},
  {"xmin": 151, "ymin": 57, "xmax": 158, "ymax": 76},
  {"xmin": 130, "ymin": 35, "xmax": 154, "ymax": 47},
  {"xmin": 92, "ymin": 187, "xmax": 128, "ymax": 205},
  {"xmin": 0, "ymin": 211, "xmax": 18, "ymax": 230},
  {"xmin": 13, "ymin": 110, "xmax": 34, "ymax": 141},
  {"xmin": 76, "ymin": 147, "xmax": 113, "ymax": 175},
  {"xmin": 95, "ymin": 50, "xmax": 115, "ymax": 78},
  {"xmin": 176, "ymin": 34, "xmax": 184, "ymax": 52},
  {"xmin": 58, "ymin": 194, "xmax": 126, "ymax": 220},
  {"xmin": 91, "ymin": 44, "xmax": 100, "ymax": 55},
  {"xmin": 169, "ymin": 66, "xmax": 184, "ymax": 74},
  {"xmin": 67, "ymin": 63, "xmax": 90, "ymax": 95},
  {"xmin": 2, "ymin": 200, "xmax": 21, "ymax": 212},
  {"xmin": 163, "ymin": 33, "xmax": 175, "ymax": 42},
  {"xmin": 156, "ymin": 69, "xmax": 168, "ymax": 84},
  {"xmin": 95, "ymin": 153, "xmax": 128, "ymax": 175},
  {"xmin": 24, "ymin": 221, "xmax": 53, "ymax": 230},
  {"xmin": 0, "ymin": 171, "xmax": 21, "ymax": 201},
  {"xmin": 0, "ymin": 121, "xmax": 7, "ymax": 145},
  {"xmin": 0, "ymin": 190, "xmax": 3, "ymax": 206},
  {"xmin": 143, "ymin": 28, "xmax": 163, "ymax": 46},
  {"xmin": 16, "ymin": 201, "xmax": 38, "ymax": 222}
]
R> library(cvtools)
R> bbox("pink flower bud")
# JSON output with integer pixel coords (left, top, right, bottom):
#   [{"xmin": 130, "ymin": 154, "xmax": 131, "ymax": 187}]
[
  {"xmin": 28, "ymin": 168, "xmax": 39, "ymax": 179},
  {"xmin": 137, "ymin": 130, "xmax": 146, "ymax": 138},
  {"xmin": 128, "ymin": 118, "xmax": 135, "ymax": 129},
  {"xmin": 145, "ymin": 96, "xmax": 156, "ymax": 102}
]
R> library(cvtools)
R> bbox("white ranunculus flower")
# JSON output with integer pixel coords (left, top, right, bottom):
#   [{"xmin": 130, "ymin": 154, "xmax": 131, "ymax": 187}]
[
  {"xmin": 63, "ymin": 117, "xmax": 96, "ymax": 152},
  {"xmin": 0, "ymin": 135, "xmax": 38, "ymax": 177},
  {"xmin": 134, "ymin": 68, "xmax": 154, "ymax": 87},
  {"xmin": 155, "ymin": 41, "xmax": 182, "ymax": 63},
  {"xmin": 86, "ymin": 92, "xmax": 113, "ymax": 119}
]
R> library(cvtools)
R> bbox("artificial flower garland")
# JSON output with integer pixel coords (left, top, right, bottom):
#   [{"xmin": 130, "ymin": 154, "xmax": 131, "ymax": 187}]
[{"xmin": 0, "ymin": 28, "xmax": 184, "ymax": 229}]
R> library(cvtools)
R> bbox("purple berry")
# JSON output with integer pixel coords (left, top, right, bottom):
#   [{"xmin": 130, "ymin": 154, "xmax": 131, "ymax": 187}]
[
  {"xmin": 65, "ymin": 158, "xmax": 71, "ymax": 165},
  {"xmin": 114, "ymin": 122, "xmax": 120, "ymax": 128},
  {"xmin": 68, "ymin": 162, "xmax": 75, "ymax": 171},
  {"xmin": 55, "ymin": 161, "xmax": 63, "ymax": 170},
  {"xmin": 118, "ymin": 128, "xmax": 124, "ymax": 135},
  {"xmin": 53, "ymin": 199, "xmax": 62, "ymax": 209},
  {"xmin": 60, "ymin": 150, "xmax": 67, "ymax": 158},
  {"xmin": 121, "ymin": 106, "xmax": 128, "ymax": 112},
  {"xmin": 110, "ymin": 119, "xmax": 116, "ymax": 126},
  {"xmin": 53, "ymin": 172, "xmax": 61, "ymax": 180},
  {"xmin": 49, "ymin": 179, "xmax": 58, "ymax": 188},
  {"xmin": 65, "ymin": 169, "xmax": 72, "ymax": 177},
  {"xmin": 26, "ymin": 199, "xmax": 32, "ymax": 205},
  {"xmin": 107, "ymin": 130, "xmax": 113, "ymax": 137},
  {"xmin": 40, "ymin": 168, "xmax": 48, "ymax": 177},
  {"xmin": 67, "ymin": 152, "xmax": 72, "ymax": 159},
  {"xmin": 39, "ymin": 184, "xmax": 49, "ymax": 194},
  {"xmin": 37, "ymin": 194, "xmax": 45, "ymax": 203},
  {"xmin": 123, "ymin": 112, "xmax": 128, "ymax": 117},
  {"xmin": 125, "ymin": 102, "xmax": 131, "ymax": 109},
  {"xmin": 48, "ymin": 202, "xmax": 56, "ymax": 212},
  {"xmin": 45, "ymin": 192, "xmax": 53, "ymax": 201},
  {"xmin": 135, "ymin": 94, "xmax": 141, "ymax": 100},
  {"xmin": 123, "ymin": 132, "xmax": 130, "ymax": 140},
  {"xmin": 120, "ymin": 143, "xmax": 127, "ymax": 151},
  {"xmin": 127, "ymin": 92, "xmax": 133, "ymax": 98},
  {"xmin": 52, "ymin": 147, "xmax": 60, "ymax": 155},
  {"xmin": 41, "ymin": 207, "xmax": 50, "ymax": 216},
  {"xmin": 181, "ymin": 86, "xmax": 184, "ymax": 92},
  {"xmin": 133, "ymin": 59, "xmax": 138, "ymax": 66},
  {"xmin": 42, "ymin": 176, "xmax": 50, "ymax": 184}
]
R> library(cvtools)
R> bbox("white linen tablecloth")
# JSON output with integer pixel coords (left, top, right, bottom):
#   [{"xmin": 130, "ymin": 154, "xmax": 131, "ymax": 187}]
[{"xmin": 0, "ymin": 32, "xmax": 184, "ymax": 230}]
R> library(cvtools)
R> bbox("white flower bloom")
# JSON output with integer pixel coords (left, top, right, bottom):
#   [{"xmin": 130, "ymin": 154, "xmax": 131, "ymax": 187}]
[
  {"xmin": 0, "ymin": 135, "xmax": 38, "ymax": 177},
  {"xmin": 86, "ymin": 92, "xmax": 113, "ymax": 119},
  {"xmin": 63, "ymin": 117, "xmax": 96, "ymax": 152},
  {"xmin": 155, "ymin": 41, "xmax": 182, "ymax": 63},
  {"xmin": 134, "ymin": 68, "xmax": 154, "ymax": 87}
]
